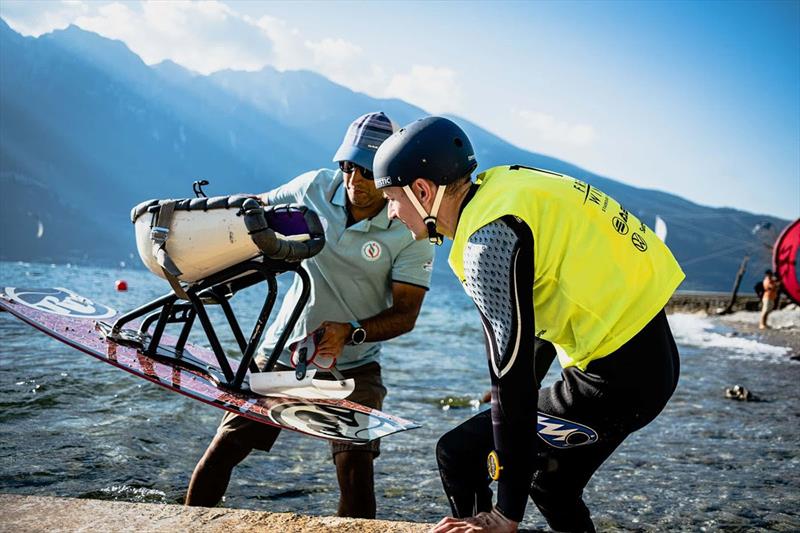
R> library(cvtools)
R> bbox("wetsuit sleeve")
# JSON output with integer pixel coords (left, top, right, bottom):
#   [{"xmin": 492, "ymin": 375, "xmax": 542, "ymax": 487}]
[{"xmin": 462, "ymin": 216, "xmax": 538, "ymax": 523}]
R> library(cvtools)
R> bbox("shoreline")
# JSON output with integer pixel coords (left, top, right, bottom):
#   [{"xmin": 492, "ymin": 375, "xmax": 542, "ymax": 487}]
[
  {"xmin": 712, "ymin": 306, "xmax": 800, "ymax": 360},
  {"xmin": 665, "ymin": 292, "xmax": 799, "ymax": 358},
  {"xmin": 693, "ymin": 306, "xmax": 800, "ymax": 358}
]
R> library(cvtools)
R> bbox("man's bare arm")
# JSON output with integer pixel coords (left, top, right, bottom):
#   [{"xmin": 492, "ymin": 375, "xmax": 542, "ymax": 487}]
[{"xmin": 316, "ymin": 282, "xmax": 427, "ymax": 357}]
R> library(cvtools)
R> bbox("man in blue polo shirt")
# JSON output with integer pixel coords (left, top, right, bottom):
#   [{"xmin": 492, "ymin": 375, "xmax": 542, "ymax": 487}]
[{"xmin": 186, "ymin": 112, "xmax": 433, "ymax": 518}]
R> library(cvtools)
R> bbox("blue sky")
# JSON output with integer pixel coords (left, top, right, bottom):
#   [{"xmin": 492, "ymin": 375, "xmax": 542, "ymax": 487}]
[{"xmin": 2, "ymin": 0, "xmax": 798, "ymax": 219}]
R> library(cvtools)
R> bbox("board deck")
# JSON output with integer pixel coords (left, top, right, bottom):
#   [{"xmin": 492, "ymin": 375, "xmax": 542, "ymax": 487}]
[{"xmin": 0, "ymin": 287, "xmax": 419, "ymax": 443}]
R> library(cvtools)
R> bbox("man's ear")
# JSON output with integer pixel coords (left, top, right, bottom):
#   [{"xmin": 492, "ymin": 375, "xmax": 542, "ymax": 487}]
[{"xmin": 411, "ymin": 179, "xmax": 435, "ymax": 209}]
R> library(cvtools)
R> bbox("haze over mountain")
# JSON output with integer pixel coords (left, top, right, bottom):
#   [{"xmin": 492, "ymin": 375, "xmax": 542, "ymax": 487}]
[{"xmin": 0, "ymin": 19, "xmax": 788, "ymax": 291}]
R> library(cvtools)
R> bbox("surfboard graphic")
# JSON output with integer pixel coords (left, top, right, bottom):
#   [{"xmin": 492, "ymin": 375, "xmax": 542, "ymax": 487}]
[{"xmin": 0, "ymin": 287, "xmax": 419, "ymax": 444}]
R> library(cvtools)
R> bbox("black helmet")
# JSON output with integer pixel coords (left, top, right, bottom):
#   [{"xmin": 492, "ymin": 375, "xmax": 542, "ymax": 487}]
[{"xmin": 373, "ymin": 116, "xmax": 477, "ymax": 189}]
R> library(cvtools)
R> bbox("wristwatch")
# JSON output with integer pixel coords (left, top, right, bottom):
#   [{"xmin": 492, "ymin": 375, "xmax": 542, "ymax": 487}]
[{"xmin": 349, "ymin": 321, "xmax": 367, "ymax": 345}]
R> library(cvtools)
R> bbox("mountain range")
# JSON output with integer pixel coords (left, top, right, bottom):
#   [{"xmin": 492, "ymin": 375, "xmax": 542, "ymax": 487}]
[{"xmin": 0, "ymin": 18, "xmax": 789, "ymax": 291}]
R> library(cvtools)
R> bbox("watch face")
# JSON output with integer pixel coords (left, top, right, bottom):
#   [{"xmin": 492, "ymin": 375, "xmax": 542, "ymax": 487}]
[{"xmin": 352, "ymin": 327, "xmax": 367, "ymax": 345}]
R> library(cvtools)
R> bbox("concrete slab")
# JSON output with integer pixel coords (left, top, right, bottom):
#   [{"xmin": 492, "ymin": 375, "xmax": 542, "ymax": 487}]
[{"xmin": 0, "ymin": 494, "xmax": 432, "ymax": 533}]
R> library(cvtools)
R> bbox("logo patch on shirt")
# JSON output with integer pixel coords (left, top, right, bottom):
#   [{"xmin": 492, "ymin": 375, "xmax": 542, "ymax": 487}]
[
  {"xmin": 423, "ymin": 259, "xmax": 434, "ymax": 272},
  {"xmin": 361, "ymin": 241, "xmax": 382, "ymax": 261}
]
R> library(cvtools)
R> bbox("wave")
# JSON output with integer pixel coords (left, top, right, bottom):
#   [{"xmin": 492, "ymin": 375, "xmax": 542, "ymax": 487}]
[{"xmin": 668, "ymin": 313, "xmax": 790, "ymax": 360}]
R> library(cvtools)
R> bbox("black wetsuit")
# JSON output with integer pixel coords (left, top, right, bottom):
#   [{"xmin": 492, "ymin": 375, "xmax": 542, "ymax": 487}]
[{"xmin": 435, "ymin": 214, "xmax": 680, "ymax": 531}]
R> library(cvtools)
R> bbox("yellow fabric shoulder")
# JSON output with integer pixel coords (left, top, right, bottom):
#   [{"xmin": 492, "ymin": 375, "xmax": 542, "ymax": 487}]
[{"xmin": 449, "ymin": 165, "xmax": 685, "ymax": 370}]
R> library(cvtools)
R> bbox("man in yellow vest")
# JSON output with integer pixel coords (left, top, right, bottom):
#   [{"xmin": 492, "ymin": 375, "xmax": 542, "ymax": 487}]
[{"xmin": 373, "ymin": 116, "xmax": 684, "ymax": 533}]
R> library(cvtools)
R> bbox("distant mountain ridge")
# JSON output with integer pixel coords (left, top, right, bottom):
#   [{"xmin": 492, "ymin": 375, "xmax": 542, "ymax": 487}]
[{"xmin": 0, "ymin": 19, "xmax": 788, "ymax": 290}]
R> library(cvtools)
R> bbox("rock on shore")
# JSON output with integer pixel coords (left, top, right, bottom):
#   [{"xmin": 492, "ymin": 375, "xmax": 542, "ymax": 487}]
[{"xmin": 0, "ymin": 494, "xmax": 432, "ymax": 532}]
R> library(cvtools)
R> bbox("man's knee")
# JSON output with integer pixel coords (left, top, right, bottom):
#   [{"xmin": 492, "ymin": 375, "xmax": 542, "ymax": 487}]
[
  {"xmin": 436, "ymin": 426, "xmax": 463, "ymax": 469},
  {"xmin": 334, "ymin": 449, "xmax": 375, "ymax": 476},
  {"xmin": 530, "ymin": 481, "xmax": 595, "ymax": 533},
  {"xmin": 199, "ymin": 431, "xmax": 254, "ymax": 471}
]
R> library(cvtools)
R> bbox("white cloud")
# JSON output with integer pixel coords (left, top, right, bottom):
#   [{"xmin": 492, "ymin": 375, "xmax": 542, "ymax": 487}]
[
  {"xmin": 1, "ymin": 0, "xmax": 89, "ymax": 36},
  {"xmin": 252, "ymin": 15, "xmax": 309, "ymax": 69},
  {"xmin": 0, "ymin": 0, "xmax": 275, "ymax": 74},
  {"xmin": 384, "ymin": 65, "xmax": 462, "ymax": 114},
  {"xmin": 514, "ymin": 109, "xmax": 595, "ymax": 146},
  {"xmin": 253, "ymin": 15, "xmax": 384, "ymax": 94},
  {"xmin": 66, "ymin": 1, "xmax": 272, "ymax": 74},
  {"xmin": 305, "ymin": 37, "xmax": 362, "ymax": 67},
  {"xmin": 0, "ymin": 1, "xmax": 457, "ymax": 113}
]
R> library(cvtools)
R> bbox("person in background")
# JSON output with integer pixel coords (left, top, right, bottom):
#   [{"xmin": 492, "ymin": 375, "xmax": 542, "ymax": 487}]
[
  {"xmin": 185, "ymin": 112, "xmax": 434, "ymax": 518},
  {"xmin": 760, "ymin": 270, "xmax": 780, "ymax": 329}
]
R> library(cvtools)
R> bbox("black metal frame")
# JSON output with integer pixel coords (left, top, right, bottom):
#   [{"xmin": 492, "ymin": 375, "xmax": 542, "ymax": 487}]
[{"xmin": 105, "ymin": 258, "xmax": 310, "ymax": 391}]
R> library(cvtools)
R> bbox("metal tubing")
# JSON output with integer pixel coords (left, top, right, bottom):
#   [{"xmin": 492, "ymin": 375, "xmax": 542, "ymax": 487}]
[
  {"xmin": 110, "ymin": 257, "xmax": 305, "ymax": 390},
  {"xmin": 174, "ymin": 309, "xmax": 196, "ymax": 355},
  {"xmin": 146, "ymin": 300, "xmax": 174, "ymax": 356},
  {"xmin": 262, "ymin": 265, "xmax": 311, "ymax": 372},
  {"xmin": 186, "ymin": 290, "xmax": 235, "ymax": 383},
  {"xmin": 112, "ymin": 291, "xmax": 178, "ymax": 332},
  {"xmin": 213, "ymin": 292, "xmax": 248, "ymax": 353},
  {"xmin": 138, "ymin": 310, "xmax": 163, "ymax": 336},
  {"xmin": 232, "ymin": 268, "xmax": 279, "ymax": 388}
]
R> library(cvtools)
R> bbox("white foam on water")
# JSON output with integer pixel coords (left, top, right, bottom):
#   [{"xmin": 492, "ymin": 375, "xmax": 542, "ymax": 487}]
[{"xmin": 667, "ymin": 313, "xmax": 790, "ymax": 360}]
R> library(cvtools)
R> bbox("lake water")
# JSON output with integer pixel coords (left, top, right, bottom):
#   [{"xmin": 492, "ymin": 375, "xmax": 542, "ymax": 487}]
[{"xmin": 1, "ymin": 261, "xmax": 798, "ymax": 531}]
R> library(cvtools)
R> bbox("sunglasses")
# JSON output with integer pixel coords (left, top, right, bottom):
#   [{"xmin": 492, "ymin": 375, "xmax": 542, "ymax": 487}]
[{"xmin": 339, "ymin": 161, "xmax": 374, "ymax": 180}]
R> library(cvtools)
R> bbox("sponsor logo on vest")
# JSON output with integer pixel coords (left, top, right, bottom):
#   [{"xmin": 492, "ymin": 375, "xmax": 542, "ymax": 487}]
[
  {"xmin": 612, "ymin": 216, "xmax": 629, "ymax": 235},
  {"xmin": 362, "ymin": 241, "xmax": 382, "ymax": 261},
  {"xmin": 613, "ymin": 208, "xmax": 630, "ymax": 235},
  {"xmin": 631, "ymin": 232, "xmax": 648, "ymax": 252}
]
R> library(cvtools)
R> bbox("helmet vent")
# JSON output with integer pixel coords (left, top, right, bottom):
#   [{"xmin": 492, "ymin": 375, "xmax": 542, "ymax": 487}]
[{"xmin": 453, "ymin": 137, "xmax": 463, "ymax": 148}]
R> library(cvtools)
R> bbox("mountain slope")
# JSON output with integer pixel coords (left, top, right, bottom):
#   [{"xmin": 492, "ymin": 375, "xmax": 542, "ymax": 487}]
[{"xmin": 0, "ymin": 19, "xmax": 787, "ymax": 291}]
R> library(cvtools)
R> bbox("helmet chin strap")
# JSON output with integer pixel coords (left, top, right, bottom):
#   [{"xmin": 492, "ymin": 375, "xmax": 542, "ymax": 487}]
[{"xmin": 402, "ymin": 184, "xmax": 447, "ymax": 245}]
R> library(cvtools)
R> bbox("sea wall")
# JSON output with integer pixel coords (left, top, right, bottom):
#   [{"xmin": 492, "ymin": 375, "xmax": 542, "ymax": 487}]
[
  {"xmin": 0, "ymin": 494, "xmax": 431, "ymax": 533},
  {"xmin": 666, "ymin": 291, "xmax": 761, "ymax": 314}
]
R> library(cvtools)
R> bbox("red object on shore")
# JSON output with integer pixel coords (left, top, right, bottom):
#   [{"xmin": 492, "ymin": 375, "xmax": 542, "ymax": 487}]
[
  {"xmin": 773, "ymin": 218, "xmax": 800, "ymax": 306},
  {"xmin": 115, "ymin": 280, "xmax": 128, "ymax": 291}
]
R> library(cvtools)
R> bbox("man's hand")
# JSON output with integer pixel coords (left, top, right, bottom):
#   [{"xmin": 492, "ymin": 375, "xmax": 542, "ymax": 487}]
[
  {"xmin": 314, "ymin": 321, "xmax": 352, "ymax": 359},
  {"xmin": 432, "ymin": 508, "xmax": 518, "ymax": 533}
]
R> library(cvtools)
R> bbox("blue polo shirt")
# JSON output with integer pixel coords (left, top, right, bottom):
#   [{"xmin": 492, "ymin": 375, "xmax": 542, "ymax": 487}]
[{"xmin": 257, "ymin": 169, "xmax": 434, "ymax": 370}]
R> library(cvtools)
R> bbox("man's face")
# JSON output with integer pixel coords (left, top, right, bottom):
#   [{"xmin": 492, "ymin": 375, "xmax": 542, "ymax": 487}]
[
  {"xmin": 342, "ymin": 164, "xmax": 385, "ymax": 209},
  {"xmin": 383, "ymin": 185, "xmax": 428, "ymax": 240}
]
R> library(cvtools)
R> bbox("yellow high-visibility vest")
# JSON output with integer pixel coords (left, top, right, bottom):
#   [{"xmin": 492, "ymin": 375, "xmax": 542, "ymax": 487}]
[{"xmin": 449, "ymin": 165, "xmax": 685, "ymax": 370}]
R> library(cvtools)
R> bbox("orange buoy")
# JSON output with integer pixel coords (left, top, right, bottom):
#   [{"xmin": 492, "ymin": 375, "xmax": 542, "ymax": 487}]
[{"xmin": 115, "ymin": 279, "xmax": 128, "ymax": 291}]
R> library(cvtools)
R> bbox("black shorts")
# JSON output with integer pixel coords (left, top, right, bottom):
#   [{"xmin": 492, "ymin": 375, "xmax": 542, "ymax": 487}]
[{"xmin": 216, "ymin": 362, "xmax": 387, "ymax": 457}]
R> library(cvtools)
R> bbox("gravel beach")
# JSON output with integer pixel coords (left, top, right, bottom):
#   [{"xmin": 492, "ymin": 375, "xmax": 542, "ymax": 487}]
[{"xmin": 714, "ymin": 304, "xmax": 800, "ymax": 358}]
